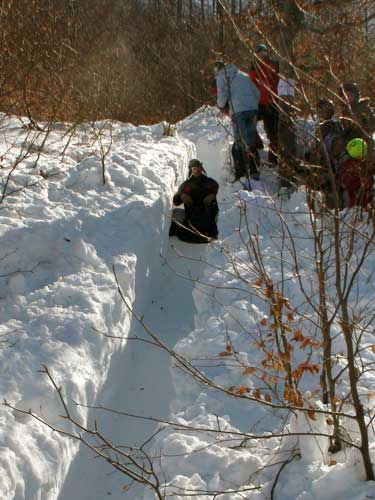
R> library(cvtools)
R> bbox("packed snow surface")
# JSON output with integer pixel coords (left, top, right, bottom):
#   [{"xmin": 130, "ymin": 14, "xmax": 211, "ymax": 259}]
[{"xmin": 1, "ymin": 108, "xmax": 375, "ymax": 500}]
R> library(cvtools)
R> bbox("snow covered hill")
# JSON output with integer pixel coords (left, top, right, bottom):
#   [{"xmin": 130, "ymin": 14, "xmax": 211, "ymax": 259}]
[{"xmin": 1, "ymin": 109, "xmax": 375, "ymax": 500}]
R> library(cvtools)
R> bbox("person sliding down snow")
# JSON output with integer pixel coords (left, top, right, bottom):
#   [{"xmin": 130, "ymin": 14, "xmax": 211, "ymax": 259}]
[{"xmin": 169, "ymin": 159, "xmax": 219, "ymax": 243}]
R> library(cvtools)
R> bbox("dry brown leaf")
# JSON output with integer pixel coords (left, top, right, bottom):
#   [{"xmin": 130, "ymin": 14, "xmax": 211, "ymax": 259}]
[
  {"xmin": 219, "ymin": 351, "xmax": 232, "ymax": 357},
  {"xmin": 243, "ymin": 367, "xmax": 257, "ymax": 375}
]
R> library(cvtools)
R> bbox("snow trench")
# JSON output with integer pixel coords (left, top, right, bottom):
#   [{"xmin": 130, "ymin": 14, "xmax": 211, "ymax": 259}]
[
  {"xmin": 5, "ymin": 108, "xmax": 374, "ymax": 500},
  {"xmin": 0, "ymin": 117, "xmax": 194, "ymax": 500},
  {"xmin": 58, "ymin": 108, "xmax": 231, "ymax": 500}
]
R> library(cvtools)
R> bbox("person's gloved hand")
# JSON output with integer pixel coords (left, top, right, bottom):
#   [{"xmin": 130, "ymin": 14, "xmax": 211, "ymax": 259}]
[
  {"xmin": 203, "ymin": 193, "xmax": 216, "ymax": 207},
  {"xmin": 181, "ymin": 193, "xmax": 193, "ymax": 207}
]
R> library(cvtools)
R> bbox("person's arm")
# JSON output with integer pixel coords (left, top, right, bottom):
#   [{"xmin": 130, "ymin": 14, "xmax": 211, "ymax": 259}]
[
  {"xmin": 203, "ymin": 179, "xmax": 219, "ymax": 207},
  {"xmin": 271, "ymin": 61, "xmax": 280, "ymax": 88},
  {"xmin": 173, "ymin": 182, "xmax": 186, "ymax": 205},
  {"xmin": 207, "ymin": 179, "xmax": 219, "ymax": 195},
  {"xmin": 174, "ymin": 182, "xmax": 194, "ymax": 206},
  {"xmin": 250, "ymin": 79, "xmax": 260, "ymax": 105},
  {"xmin": 249, "ymin": 67, "xmax": 257, "ymax": 84},
  {"xmin": 216, "ymin": 74, "xmax": 229, "ymax": 110}
]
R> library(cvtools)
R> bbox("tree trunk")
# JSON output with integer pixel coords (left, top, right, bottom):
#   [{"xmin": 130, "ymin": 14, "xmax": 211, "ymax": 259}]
[{"xmin": 333, "ymin": 216, "xmax": 374, "ymax": 481}]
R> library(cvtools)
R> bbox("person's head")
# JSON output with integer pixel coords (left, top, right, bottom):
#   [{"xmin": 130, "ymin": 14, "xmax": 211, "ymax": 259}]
[
  {"xmin": 213, "ymin": 60, "xmax": 225, "ymax": 76},
  {"xmin": 317, "ymin": 98, "xmax": 335, "ymax": 121},
  {"xmin": 346, "ymin": 138, "xmax": 368, "ymax": 160},
  {"xmin": 255, "ymin": 43, "xmax": 268, "ymax": 60},
  {"xmin": 339, "ymin": 82, "xmax": 360, "ymax": 105},
  {"xmin": 188, "ymin": 159, "xmax": 204, "ymax": 177}
]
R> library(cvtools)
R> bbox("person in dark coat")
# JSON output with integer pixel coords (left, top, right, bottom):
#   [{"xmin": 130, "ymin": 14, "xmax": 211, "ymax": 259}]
[
  {"xmin": 305, "ymin": 98, "xmax": 346, "ymax": 207},
  {"xmin": 339, "ymin": 83, "xmax": 375, "ymax": 164},
  {"xmin": 249, "ymin": 44, "xmax": 280, "ymax": 165},
  {"xmin": 169, "ymin": 159, "xmax": 219, "ymax": 243},
  {"xmin": 315, "ymin": 98, "xmax": 345, "ymax": 169}
]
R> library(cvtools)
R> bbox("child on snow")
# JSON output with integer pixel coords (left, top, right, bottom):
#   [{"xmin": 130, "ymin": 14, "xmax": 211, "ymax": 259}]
[{"xmin": 170, "ymin": 159, "xmax": 219, "ymax": 243}]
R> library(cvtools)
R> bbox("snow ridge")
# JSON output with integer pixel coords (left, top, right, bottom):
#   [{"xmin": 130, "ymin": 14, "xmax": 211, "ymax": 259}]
[{"xmin": 0, "ymin": 117, "xmax": 193, "ymax": 500}]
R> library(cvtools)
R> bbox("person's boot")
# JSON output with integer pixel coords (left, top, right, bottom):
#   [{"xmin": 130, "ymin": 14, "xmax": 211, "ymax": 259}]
[
  {"xmin": 268, "ymin": 137, "xmax": 278, "ymax": 166},
  {"xmin": 247, "ymin": 151, "xmax": 260, "ymax": 180}
]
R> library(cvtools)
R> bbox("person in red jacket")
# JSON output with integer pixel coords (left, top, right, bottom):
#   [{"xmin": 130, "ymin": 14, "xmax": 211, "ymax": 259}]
[{"xmin": 249, "ymin": 44, "xmax": 280, "ymax": 165}]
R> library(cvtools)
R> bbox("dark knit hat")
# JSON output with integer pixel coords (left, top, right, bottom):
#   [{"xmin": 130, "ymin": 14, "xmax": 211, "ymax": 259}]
[
  {"xmin": 213, "ymin": 60, "xmax": 225, "ymax": 72},
  {"xmin": 188, "ymin": 159, "xmax": 203, "ymax": 169},
  {"xmin": 188, "ymin": 159, "xmax": 207, "ymax": 177}
]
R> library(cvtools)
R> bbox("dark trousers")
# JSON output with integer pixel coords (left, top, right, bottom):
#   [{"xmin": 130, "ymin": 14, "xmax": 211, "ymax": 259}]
[
  {"xmin": 258, "ymin": 104, "xmax": 279, "ymax": 164},
  {"xmin": 231, "ymin": 110, "xmax": 259, "ymax": 178}
]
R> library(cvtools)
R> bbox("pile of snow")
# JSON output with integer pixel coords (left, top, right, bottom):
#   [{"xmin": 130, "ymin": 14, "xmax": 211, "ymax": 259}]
[
  {"xmin": 2, "ymin": 107, "xmax": 375, "ymax": 500},
  {"xmin": 0, "ymin": 115, "xmax": 194, "ymax": 499}
]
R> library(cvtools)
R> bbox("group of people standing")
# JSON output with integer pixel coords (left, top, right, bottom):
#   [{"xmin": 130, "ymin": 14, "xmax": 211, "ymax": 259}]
[
  {"xmin": 307, "ymin": 83, "xmax": 375, "ymax": 209},
  {"xmin": 214, "ymin": 46, "xmax": 375, "ymax": 209},
  {"xmin": 170, "ymin": 44, "xmax": 375, "ymax": 243}
]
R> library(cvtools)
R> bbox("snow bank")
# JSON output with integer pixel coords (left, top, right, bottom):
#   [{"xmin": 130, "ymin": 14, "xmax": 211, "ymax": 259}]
[
  {"xmin": 3, "ymin": 106, "xmax": 375, "ymax": 500},
  {"xmin": 0, "ymin": 116, "xmax": 194, "ymax": 499}
]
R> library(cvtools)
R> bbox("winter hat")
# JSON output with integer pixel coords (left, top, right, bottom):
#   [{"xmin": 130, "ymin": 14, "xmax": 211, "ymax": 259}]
[
  {"xmin": 189, "ymin": 159, "xmax": 203, "ymax": 169},
  {"xmin": 255, "ymin": 44, "xmax": 268, "ymax": 53},
  {"xmin": 214, "ymin": 60, "xmax": 225, "ymax": 73},
  {"xmin": 188, "ymin": 159, "xmax": 207, "ymax": 177},
  {"xmin": 346, "ymin": 138, "xmax": 368, "ymax": 159}
]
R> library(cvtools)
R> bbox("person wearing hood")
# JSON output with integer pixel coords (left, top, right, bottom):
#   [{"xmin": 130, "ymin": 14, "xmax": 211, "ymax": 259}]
[
  {"xmin": 214, "ymin": 61, "xmax": 260, "ymax": 180},
  {"xmin": 339, "ymin": 83, "xmax": 375, "ymax": 160}
]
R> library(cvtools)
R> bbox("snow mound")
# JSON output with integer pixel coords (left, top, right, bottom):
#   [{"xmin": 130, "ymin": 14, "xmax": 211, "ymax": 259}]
[{"xmin": 0, "ymin": 116, "xmax": 194, "ymax": 499}]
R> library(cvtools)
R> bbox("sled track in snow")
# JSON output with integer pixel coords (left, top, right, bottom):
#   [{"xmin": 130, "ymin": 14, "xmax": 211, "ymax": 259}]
[{"xmin": 58, "ymin": 239, "xmax": 208, "ymax": 500}]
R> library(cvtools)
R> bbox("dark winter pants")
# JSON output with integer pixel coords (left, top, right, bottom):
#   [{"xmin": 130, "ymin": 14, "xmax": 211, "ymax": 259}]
[
  {"xmin": 231, "ymin": 110, "xmax": 258, "ymax": 177},
  {"xmin": 258, "ymin": 104, "xmax": 279, "ymax": 164}
]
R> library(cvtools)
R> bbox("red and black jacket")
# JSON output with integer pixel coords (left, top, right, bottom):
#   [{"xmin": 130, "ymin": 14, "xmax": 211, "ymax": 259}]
[
  {"xmin": 173, "ymin": 175, "xmax": 219, "ymax": 208},
  {"xmin": 249, "ymin": 58, "xmax": 279, "ymax": 106},
  {"xmin": 336, "ymin": 156, "xmax": 373, "ymax": 208}
]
